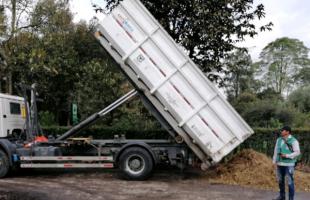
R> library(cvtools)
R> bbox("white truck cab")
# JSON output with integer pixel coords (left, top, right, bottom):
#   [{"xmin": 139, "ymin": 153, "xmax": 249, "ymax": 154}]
[{"xmin": 0, "ymin": 93, "xmax": 25, "ymax": 138}]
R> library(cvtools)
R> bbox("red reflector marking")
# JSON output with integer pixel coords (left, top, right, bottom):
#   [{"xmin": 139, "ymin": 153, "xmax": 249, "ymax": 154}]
[
  {"xmin": 114, "ymin": 17, "xmax": 137, "ymax": 43},
  {"xmin": 140, "ymin": 48, "xmax": 146, "ymax": 54},
  {"xmin": 201, "ymin": 117, "xmax": 208, "ymax": 126},
  {"xmin": 139, "ymin": 47, "xmax": 167, "ymax": 77},
  {"xmin": 212, "ymin": 130, "xmax": 220, "ymax": 138},
  {"xmin": 200, "ymin": 117, "xmax": 220, "ymax": 139},
  {"xmin": 64, "ymin": 164, "xmax": 73, "ymax": 168},
  {"xmin": 171, "ymin": 83, "xmax": 194, "ymax": 108},
  {"xmin": 103, "ymin": 163, "xmax": 114, "ymax": 168}
]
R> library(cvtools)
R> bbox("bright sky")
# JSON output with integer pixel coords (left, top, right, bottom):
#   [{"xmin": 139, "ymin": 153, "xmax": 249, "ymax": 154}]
[
  {"xmin": 243, "ymin": 0, "xmax": 310, "ymax": 60},
  {"xmin": 70, "ymin": 0, "xmax": 310, "ymax": 61},
  {"xmin": 70, "ymin": 0, "xmax": 106, "ymax": 22}
]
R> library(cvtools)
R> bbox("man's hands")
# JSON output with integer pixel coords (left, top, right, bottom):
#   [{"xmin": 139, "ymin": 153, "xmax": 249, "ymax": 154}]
[{"xmin": 274, "ymin": 154, "xmax": 289, "ymax": 169}]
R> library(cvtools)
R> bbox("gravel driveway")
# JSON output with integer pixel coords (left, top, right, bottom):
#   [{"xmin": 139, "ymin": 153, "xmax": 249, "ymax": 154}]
[{"xmin": 0, "ymin": 169, "xmax": 309, "ymax": 200}]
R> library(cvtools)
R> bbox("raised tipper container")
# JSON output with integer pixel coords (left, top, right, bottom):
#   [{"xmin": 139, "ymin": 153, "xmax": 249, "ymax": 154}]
[{"xmin": 95, "ymin": 0, "xmax": 254, "ymax": 164}]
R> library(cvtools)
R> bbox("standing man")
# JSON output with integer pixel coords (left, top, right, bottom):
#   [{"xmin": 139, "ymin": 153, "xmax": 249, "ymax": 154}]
[{"xmin": 273, "ymin": 126, "xmax": 300, "ymax": 200}]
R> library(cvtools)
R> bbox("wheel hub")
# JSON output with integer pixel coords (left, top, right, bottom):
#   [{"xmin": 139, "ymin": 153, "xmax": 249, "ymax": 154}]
[
  {"xmin": 126, "ymin": 155, "xmax": 145, "ymax": 174},
  {"xmin": 129, "ymin": 158, "xmax": 142, "ymax": 170}
]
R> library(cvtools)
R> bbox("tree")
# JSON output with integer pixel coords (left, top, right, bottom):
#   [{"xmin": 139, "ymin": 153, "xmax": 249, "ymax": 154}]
[
  {"xmin": 103, "ymin": 0, "xmax": 272, "ymax": 83},
  {"xmin": 294, "ymin": 66, "xmax": 310, "ymax": 86},
  {"xmin": 75, "ymin": 58, "xmax": 126, "ymax": 125},
  {"xmin": 1, "ymin": 0, "xmax": 36, "ymax": 93},
  {"xmin": 223, "ymin": 48, "xmax": 258, "ymax": 99},
  {"xmin": 0, "ymin": 5, "xmax": 7, "ymax": 91},
  {"xmin": 0, "ymin": 49, "xmax": 7, "ymax": 92},
  {"xmin": 2, "ymin": 0, "xmax": 133, "ymax": 126},
  {"xmin": 258, "ymin": 37, "xmax": 310, "ymax": 96},
  {"xmin": 4, "ymin": 0, "xmax": 79, "ymax": 125},
  {"xmin": 235, "ymin": 96, "xmax": 295, "ymax": 128},
  {"xmin": 256, "ymin": 88, "xmax": 283, "ymax": 101},
  {"xmin": 0, "ymin": 5, "xmax": 6, "ymax": 36},
  {"xmin": 288, "ymin": 86, "xmax": 310, "ymax": 113}
]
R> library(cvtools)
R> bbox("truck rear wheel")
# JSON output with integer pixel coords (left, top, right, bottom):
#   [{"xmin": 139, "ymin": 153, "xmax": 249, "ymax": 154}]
[
  {"xmin": 0, "ymin": 149, "xmax": 10, "ymax": 178},
  {"xmin": 119, "ymin": 147, "xmax": 154, "ymax": 180}
]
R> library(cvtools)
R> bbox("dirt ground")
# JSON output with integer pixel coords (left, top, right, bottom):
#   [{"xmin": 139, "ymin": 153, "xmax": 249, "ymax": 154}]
[{"xmin": 0, "ymin": 169, "xmax": 309, "ymax": 200}]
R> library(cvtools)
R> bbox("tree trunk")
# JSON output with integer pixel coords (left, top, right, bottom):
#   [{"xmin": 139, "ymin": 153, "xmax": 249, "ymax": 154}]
[
  {"xmin": 6, "ymin": 0, "xmax": 17, "ymax": 94},
  {"xmin": 7, "ymin": 73, "xmax": 12, "ymax": 94},
  {"xmin": 11, "ymin": 0, "xmax": 16, "ymax": 35}
]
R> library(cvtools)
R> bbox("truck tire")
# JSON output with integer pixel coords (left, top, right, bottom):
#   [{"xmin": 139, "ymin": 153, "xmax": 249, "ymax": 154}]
[
  {"xmin": 119, "ymin": 147, "xmax": 154, "ymax": 180},
  {"xmin": 0, "ymin": 149, "xmax": 10, "ymax": 178}
]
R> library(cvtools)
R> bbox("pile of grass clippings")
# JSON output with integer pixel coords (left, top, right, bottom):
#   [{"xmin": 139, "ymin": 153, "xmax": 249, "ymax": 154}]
[{"xmin": 206, "ymin": 149, "xmax": 310, "ymax": 192}]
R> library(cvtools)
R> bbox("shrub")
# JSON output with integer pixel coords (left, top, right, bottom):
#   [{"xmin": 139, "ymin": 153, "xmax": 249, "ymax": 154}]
[{"xmin": 39, "ymin": 111, "xmax": 57, "ymax": 126}]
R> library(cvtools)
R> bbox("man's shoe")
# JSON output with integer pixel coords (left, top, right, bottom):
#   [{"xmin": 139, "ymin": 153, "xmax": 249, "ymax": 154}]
[{"xmin": 272, "ymin": 196, "xmax": 285, "ymax": 200}]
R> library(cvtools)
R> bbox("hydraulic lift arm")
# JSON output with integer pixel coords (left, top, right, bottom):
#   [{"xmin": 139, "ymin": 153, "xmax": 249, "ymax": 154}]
[{"xmin": 56, "ymin": 89, "xmax": 138, "ymax": 141}]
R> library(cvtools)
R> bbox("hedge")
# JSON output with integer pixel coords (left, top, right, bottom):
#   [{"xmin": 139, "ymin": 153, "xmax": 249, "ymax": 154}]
[
  {"xmin": 239, "ymin": 128, "xmax": 310, "ymax": 164},
  {"xmin": 42, "ymin": 127, "xmax": 310, "ymax": 164}
]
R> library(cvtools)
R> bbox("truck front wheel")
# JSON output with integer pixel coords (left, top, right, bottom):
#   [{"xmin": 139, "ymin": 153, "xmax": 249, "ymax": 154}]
[
  {"xmin": 0, "ymin": 149, "xmax": 10, "ymax": 178},
  {"xmin": 119, "ymin": 147, "xmax": 154, "ymax": 180}
]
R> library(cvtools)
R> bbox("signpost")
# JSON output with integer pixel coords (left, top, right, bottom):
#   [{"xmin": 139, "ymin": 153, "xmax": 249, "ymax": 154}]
[{"xmin": 72, "ymin": 103, "xmax": 78, "ymax": 125}]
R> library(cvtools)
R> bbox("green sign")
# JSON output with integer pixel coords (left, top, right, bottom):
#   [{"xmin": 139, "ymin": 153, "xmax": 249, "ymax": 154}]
[{"xmin": 72, "ymin": 103, "xmax": 78, "ymax": 125}]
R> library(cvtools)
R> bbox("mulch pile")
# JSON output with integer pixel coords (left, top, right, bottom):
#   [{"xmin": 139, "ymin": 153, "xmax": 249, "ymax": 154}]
[{"xmin": 205, "ymin": 149, "xmax": 310, "ymax": 192}]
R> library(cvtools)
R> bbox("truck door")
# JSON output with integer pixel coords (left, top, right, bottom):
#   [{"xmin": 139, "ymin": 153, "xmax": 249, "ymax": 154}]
[
  {"xmin": 1, "ymin": 98, "xmax": 10, "ymax": 137},
  {"xmin": 0, "ymin": 98, "xmax": 5, "ymax": 137},
  {"xmin": 3, "ymin": 99, "xmax": 24, "ymax": 137}
]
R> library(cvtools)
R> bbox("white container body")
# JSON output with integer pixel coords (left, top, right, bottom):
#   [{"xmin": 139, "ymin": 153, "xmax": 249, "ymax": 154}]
[{"xmin": 97, "ymin": 0, "xmax": 254, "ymax": 162}]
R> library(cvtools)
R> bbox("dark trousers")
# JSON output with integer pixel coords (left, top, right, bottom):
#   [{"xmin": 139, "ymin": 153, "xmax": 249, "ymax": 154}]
[{"xmin": 277, "ymin": 165, "xmax": 295, "ymax": 200}]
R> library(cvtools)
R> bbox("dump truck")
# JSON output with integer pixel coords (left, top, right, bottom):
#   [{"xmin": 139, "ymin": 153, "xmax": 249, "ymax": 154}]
[{"xmin": 0, "ymin": 0, "xmax": 254, "ymax": 180}]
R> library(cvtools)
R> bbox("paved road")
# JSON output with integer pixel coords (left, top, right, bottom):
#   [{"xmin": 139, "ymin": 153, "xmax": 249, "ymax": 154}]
[{"xmin": 0, "ymin": 169, "xmax": 309, "ymax": 200}]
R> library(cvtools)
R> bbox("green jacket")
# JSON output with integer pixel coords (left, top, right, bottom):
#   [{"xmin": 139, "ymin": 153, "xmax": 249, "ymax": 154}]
[{"xmin": 273, "ymin": 135, "xmax": 300, "ymax": 166}]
